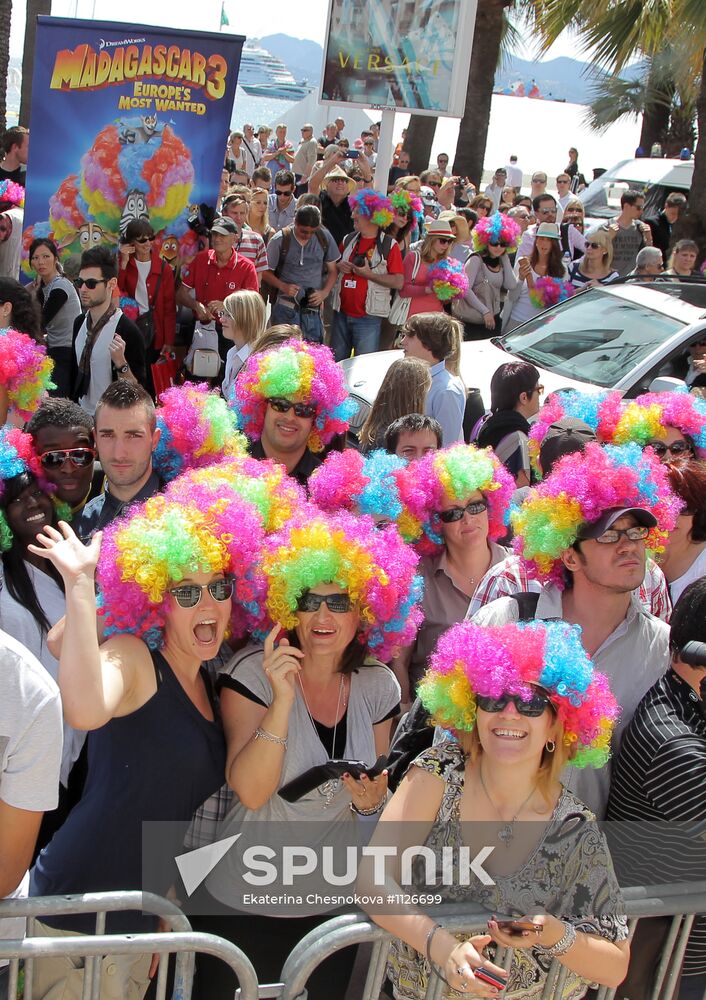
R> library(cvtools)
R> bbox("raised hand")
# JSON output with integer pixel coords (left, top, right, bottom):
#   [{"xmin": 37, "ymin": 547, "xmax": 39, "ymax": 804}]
[
  {"xmin": 263, "ymin": 624, "xmax": 303, "ymax": 707},
  {"xmin": 27, "ymin": 521, "xmax": 102, "ymax": 584}
]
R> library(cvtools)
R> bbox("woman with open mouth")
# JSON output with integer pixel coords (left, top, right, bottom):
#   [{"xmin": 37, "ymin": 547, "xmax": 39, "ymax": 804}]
[
  {"xmin": 360, "ymin": 618, "xmax": 629, "ymax": 1000},
  {"xmin": 27, "ymin": 486, "xmax": 267, "ymax": 1000},
  {"xmin": 191, "ymin": 507, "xmax": 423, "ymax": 1000}
]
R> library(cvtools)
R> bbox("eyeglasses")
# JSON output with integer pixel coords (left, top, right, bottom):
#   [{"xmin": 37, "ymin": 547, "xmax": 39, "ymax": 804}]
[
  {"xmin": 435, "ymin": 237, "xmax": 454, "ymax": 245},
  {"xmin": 276, "ymin": 189, "xmax": 293, "ymax": 197},
  {"xmin": 169, "ymin": 577, "xmax": 234, "ymax": 609},
  {"xmin": 537, "ymin": 209, "xmax": 555, "ymax": 216},
  {"xmin": 594, "ymin": 525, "xmax": 650, "ymax": 545},
  {"xmin": 74, "ymin": 277, "xmax": 107, "ymax": 289},
  {"xmin": 557, "ymin": 179, "xmax": 570, "ymax": 185},
  {"xmin": 476, "ymin": 690, "xmax": 554, "ymax": 717},
  {"xmin": 39, "ymin": 447, "xmax": 95, "ymax": 469},
  {"xmin": 586, "ymin": 242, "xmax": 604, "ymax": 250},
  {"xmin": 267, "ymin": 397, "xmax": 317, "ymax": 419},
  {"xmin": 649, "ymin": 440, "xmax": 693, "ymax": 458},
  {"xmin": 134, "ymin": 235, "xmax": 154, "ymax": 243},
  {"xmin": 296, "ymin": 591, "xmax": 353, "ymax": 613},
  {"xmin": 439, "ymin": 498, "xmax": 488, "ymax": 523}
]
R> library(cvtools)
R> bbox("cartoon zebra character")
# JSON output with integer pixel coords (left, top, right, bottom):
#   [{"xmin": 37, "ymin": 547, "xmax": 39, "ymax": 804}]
[{"xmin": 119, "ymin": 189, "xmax": 150, "ymax": 237}]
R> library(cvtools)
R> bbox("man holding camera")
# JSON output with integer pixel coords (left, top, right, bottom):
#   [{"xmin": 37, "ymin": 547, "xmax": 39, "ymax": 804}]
[{"xmin": 264, "ymin": 205, "xmax": 339, "ymax": 344}]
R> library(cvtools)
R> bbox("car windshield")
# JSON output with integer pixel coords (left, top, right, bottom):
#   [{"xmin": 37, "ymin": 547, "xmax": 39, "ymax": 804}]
[
  {"xmin": 499, "ymin": 289, "xmax": 686, "ymax": 387},
  {"xmin": 580, "ymin": 176, "xmax": 646, "ymax": 219}
]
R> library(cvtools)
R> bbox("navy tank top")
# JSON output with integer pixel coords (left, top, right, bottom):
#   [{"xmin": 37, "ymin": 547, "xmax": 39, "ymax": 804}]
[{"xmin": 32, "ymin": 649, "xmax": 226, "ymax": 932}]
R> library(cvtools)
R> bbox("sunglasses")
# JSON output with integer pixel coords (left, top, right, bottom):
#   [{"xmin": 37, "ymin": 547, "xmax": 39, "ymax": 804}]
[
  {"xmin": 134, "ymin": 235, "xmax": 154, "ymax": 243},
  {"xmin": 649, "ymin": 440, "xmax": 692, "ymax": 458},
  {"xmin": 435, "ymin": 237, "xmax": 454, "ymax": 245},
  {"xmin": 439, "ymin": 498, "xmax": 488, "ymax": 523},
  {"xmin": 476, "ymin": 690, "xmax": 554, "ymax": 717},
  {"xmin": 296, "ymin": 592, "xmax": 353, "ymax": 613},
  {"xmin": 276, "ymin": 189, "xmax": 293, "ymax": 197},
  {"xmin": 586, "ymin": 242, "xmax": 604, "ymax": 250},
  {"xmin": 75, "ymin": 277, "xmax": 107, "ymax": 289},
  {"xmin": 594, "ymin": 525, "xmax": 650, "ymax": 545},
  {"xmin": 39, "ymin": 447, "xmax": 95, "ymax": 469},
  {"xmin": 169, "ymin": 577, "xmax": 234, "ymax": 609},
  {"xmin": 267, "ymin": 397, "xmax": 317, "ymax": 419}
]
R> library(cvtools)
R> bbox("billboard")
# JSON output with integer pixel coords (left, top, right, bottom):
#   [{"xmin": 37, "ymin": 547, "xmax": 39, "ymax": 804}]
[
  {"xmin": 319, "ymin": 0, "xmax": 477, "ymax": 117},
  {"xmin": 22, "ymin": 17, "xmax": 244, "ymax": 277}
]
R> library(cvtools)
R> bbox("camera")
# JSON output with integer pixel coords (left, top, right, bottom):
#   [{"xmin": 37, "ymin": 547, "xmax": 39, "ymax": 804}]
[{"xmin": 352, "ymin": 254, "xmax": 367, "ymax": 267}]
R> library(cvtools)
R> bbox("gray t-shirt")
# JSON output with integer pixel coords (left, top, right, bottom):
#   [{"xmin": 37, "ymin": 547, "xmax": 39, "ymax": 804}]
[
  {"xmin": 206, "ymin": 643, "xmax": 399, "ymax": 912},
  {"xmin": 603, "ymin": 219, "xmax": 646, "ymax": 276},
  {"xmin": 266, "ymin": 226, "xmax": 340, "ymax": 292}
]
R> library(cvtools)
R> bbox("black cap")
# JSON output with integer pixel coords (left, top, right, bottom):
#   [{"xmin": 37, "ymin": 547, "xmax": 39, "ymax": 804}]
[
  {"xmin": 210, "ymin": 217, "xmax": 238, "ymax": 236},
  {"xmin": 539, "ymin": 417, "xmax": 596, "ymax": 477},
  {"xmin": 577, "ymin": 506, "xmax": 658, "ymax": 541}
]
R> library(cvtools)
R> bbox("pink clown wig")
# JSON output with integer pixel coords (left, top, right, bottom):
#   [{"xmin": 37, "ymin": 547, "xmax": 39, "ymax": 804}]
[
  {"xmin": 390, "ymin": 188, "xmax": 424, "ymax": 222},
  {"xmin": 528, "ymin": 388, "xmax": 621, "ymax": 473},
  {"xmin": 398, "ymin": 443, "xmax": 515, "ymax": 556},
  {"xmin": 0, "ymin": 180, "xmax": 24, "ymax": 208},
  {"xmin": 153, "ymin": 382, "xmax": 248, "ymax": 481},
  {"xmin": 419, "ymin": 619, "xmax": 619, "ymax": 768},
  {"xmin": 472, "ymin": 212, "xmax": 521, "ymax": 252},
  {"xmin": 97, "ymin": 491, "xmax": 266, "ymax": 649},
  {"xmin": 528, "ymin": 276, "xmax": 575, "ymax": 309},
  {"xmin": 0, "ymin": 327, "xmax": 55, "ymax": 421},
  {"xmin": 348, "ymin": 188, "xmax": 394, "ymax": 228},
  {"xmin": 427, "ymin": 258, "xmax": 469, "ymax": 301},
  {"xmin": 600, "ymin": 388, "xmax": 706, "ymax": 459},
  {"xmin": 229, "ymin": 340, "xmax": 356, "ymax": 453},
  {"xmin": 0, "ymin": 427, "xmax": 48, "ymax": 551},
  {"xmin": 257, "ymin": 508, "xmax": 423, "ymax": 663},
  {"xmin": 511, "ymin": 441, "xmax": 683, "ymax": 588}
]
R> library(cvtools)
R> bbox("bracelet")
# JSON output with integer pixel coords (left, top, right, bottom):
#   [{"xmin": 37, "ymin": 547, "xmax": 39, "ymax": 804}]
[
  {"xmin": 253, "ymin": 726, "xmax": 288, "ymax": 749},
  {"xmin": 536, "ymin": 920, "xmax": 576, "ymax": 957},
  {"xmin": 350, "ymin": 798, "xmax": 385, "ymax": 816},
  {"xmin": 425, "ymin": 923, "xmax": 442, "ymax": 966}
]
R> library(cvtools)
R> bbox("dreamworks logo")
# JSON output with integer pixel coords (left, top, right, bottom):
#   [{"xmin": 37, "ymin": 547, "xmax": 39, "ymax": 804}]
[
  {"xmin": 175, "ymin": 835, "xmax": 495, "ymax": 897},
  {"xmin": 98, "ymin": 36, "xmax": 146, "ymax": 50}
]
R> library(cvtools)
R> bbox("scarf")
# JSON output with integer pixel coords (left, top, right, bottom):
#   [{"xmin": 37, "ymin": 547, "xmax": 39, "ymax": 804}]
[{"xmin": 74, "ymin": 303, "xmax": 117, "ymax": 399}]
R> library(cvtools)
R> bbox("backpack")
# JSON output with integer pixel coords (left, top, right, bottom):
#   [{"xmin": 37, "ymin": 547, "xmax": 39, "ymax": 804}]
[
  {"xmin": 340, "ymin": 230, "xmax": 395, "ymax": 263},
  {"xmin": 273, "ymin": 225, "xmax": 330, "ymax": 281}
]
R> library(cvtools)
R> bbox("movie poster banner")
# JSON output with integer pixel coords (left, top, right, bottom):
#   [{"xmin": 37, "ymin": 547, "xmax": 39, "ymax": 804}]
[
  {"xmin": 320, "ymin": 0, "xmax": 476, "ymax": 117},
  {"xmin": 22, "ymin": 17, "xmax": 244, "ymax": 277}
]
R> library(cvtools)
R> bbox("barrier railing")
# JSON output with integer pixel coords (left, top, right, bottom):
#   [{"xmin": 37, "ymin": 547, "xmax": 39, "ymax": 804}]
[{"xmin": 0, "ymin": 891, "xmax": 257, "ymax": 1000}]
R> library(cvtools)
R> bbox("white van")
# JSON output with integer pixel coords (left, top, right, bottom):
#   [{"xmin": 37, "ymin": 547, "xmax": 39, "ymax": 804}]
[{"xmin": 579, "ymin": 158, "xmax": 693, "ymax": 226}]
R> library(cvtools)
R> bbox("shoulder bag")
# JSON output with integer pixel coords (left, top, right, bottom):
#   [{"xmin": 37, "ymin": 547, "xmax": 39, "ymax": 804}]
[{"xmin": 388, "ymin": 251, "xmax": 421, "ymax": 327}]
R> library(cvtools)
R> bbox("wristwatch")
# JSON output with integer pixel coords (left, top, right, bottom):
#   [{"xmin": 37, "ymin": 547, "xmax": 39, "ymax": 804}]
[{"xmin": 117, "ymin": 363, "xmax": 129, "ymax": 374}]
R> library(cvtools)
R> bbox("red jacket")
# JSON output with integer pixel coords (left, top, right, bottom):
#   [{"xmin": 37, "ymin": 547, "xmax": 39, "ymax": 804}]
[{"xmin": 118, "ymin": 250, "xmax": 176, "ymax": 351}]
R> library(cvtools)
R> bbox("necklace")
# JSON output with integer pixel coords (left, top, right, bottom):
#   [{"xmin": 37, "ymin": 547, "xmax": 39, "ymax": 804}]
[
  {"xmin": 298, "ymin": 672, "xmax": 345, "ymax": 759},
  {"xmin": 478, "ymin": 764, "xmax": 537, "ymax": 847}
]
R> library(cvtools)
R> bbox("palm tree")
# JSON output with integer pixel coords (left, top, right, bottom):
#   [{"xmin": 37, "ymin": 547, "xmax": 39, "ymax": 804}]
[
  {"xmin": 403, "ymin": 116, "xmax": 437, "ymax": 176},
  {"xmin": 0, "ymin": 0, "xmax": 11, "ymax": 132},
  {"xmin": 20, "ymin": 0, "xmax": 52, "ymax": 125}
]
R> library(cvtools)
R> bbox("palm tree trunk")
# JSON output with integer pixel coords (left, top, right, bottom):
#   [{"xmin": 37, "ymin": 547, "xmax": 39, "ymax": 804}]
[
  {"xmin": 452, "ymin": 0, "xmax": 509, "ymax": 188},
  {"xmin": 638, "ymin": 62, "xmax": 672, "ymax": 154},
  {"xmin": 403, "ymin": 116, "xmax": 437, "ymax": 175},
  {"xmin": 20, "ymin": 0, "xmax": 52, "ymax": 125},
  {"xmin": 0, "ymin": 0, "xmax": 12, "ymax": 132},
  {"xmin": 679, "ymin": 48, "xmax": 706, "ymax": 262}
]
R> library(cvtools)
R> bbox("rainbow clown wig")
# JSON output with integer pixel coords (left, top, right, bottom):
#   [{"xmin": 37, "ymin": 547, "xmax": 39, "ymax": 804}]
[
  {"xmin": 472, "ymin": 212, "xmax": 521, "ymax": 252},
  {"xmin": 153, "ymin": 382, "xmax": 248, "ymax": 482},
  {"xmin": 229, "ymin": 340, "xmax": 356, "ymax": 453},
  {"xmin": 348, "ymin": 188, "xmax": 394, "ymax": 228},
  {"xmin": 163, "ymin": 455, "xmax": 305, "ymax": 534},
  {"xmin": 390, "ymin": 188, "xmax": 424, "ymax": 223},
  {"xmin": 418, "ymin": 619, "xmax": 619, "ymax": 769},
  {"xmin": 97, "ymin": 491, "xmax": 266, "ymax": 648},
  {"xmin": 427, "ymin": 258, "xmax": 469, "ymax": 301},
  {"xmin": 258, "ymin": 509, "xmax": 423, "ymax": 662},
  {"xmin": 0, "ymin": 327, "xmax": 54, "ymax": 421},
  {"xmin": 511, "ymin": 441, "xmax": 682, "ymax": 588},
  {"xmin": 599, "ymin": 388, "xmax": 706, "ymax": 459},
  {"xmin": 0, "ymin": 180, "xmax": 24, "ymax": 208},
  {"xmin": 399, "ymin": 443, "xmax": 515, "ymax": 556},
  {"xmin": 528, "ymin": 388, "xmax": 622, "ymax": 471},
  {"xmin": 308, "ymin": 448, "xmax": 422, "ymax": 543},
  {"xmin": 0, "ymin": 428, "xmax": 49, "ymax": 551}
]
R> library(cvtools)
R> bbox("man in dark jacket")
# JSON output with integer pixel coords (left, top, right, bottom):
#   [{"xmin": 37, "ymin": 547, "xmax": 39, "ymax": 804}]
[{"xmin": 645, "ymin": 192, "xmax": 687, "ymax": 258}]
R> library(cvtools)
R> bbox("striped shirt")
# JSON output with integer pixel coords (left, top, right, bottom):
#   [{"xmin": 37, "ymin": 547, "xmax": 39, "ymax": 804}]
[
  {"xmin": 235, "ymin": 228, "xmax": 268, "ymax": 274},
  {"xmin": 607, "ymin": 670, "xmax": 706, "ymax": 976}
]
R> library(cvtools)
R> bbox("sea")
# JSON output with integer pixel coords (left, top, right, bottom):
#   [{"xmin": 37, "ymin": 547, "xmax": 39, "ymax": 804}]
[{"xmin": 230, "ymin": 88, "xmax": 299, "ymax": 132}]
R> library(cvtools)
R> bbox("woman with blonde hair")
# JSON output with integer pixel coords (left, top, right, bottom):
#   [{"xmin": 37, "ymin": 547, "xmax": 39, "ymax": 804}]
[
  {"xmin": 220, "ymin": 289, "xmax": 266, "ymax": 399},
  {"xmin": 248, "ymin": 187, "xmax": 274, "ymax": 243},
  {"xmin": 399, "ymin": 219, "xmax": 455, "ymax": 317},
  {"xmin": 358, "ymin": 357, "xmax": 431, "ymax": 453},
  {"xmin": 569, "ymin": 228, "xmax": 620, "ymax": 288},
  {"xmin": 666, "ymin": 238, "xmax": 699, "ymax": 276}
]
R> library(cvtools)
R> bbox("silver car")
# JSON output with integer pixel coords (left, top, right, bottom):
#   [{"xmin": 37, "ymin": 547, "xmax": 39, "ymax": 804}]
[{"xmin": 339, "ymin": 279, "xmax": 706, "ymax": 438}]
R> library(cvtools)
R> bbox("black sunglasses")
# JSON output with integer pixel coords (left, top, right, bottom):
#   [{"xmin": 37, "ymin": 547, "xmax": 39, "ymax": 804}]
[
  {"xmin": 586, "ymin": 241, "xmax": 604, "ymax": 250},
  {"xmin": 439, "ymin": 499, "xmax": 488, "ymax": 523},
  {"xmin": 476, "ymin": 690, "xmax": 554, "ymax": 717},
  {"xmin": 296, "ymin": 592, "xmax": 353, "ymax": 613},
  {"xmin": 649, "ymin": 440, "xmax": 692, "ymax": 458},
  {"xmin": 276, "ymin": 189, "xmax": 293, "ymax": 197},
  {"xmin": 168, "ymin": 577, "xmax": 234, "ymax": 609},
  {"xmin": 267, "ymin": 397, "xmax": 317, "ymax": 419},
  {"xmin": 75, "ymin": 277, "xmax": 107, "ymax": 289},
  {"xmin": 435, "ymin": 237, "xmax": 454, "ymax": 245},
  {"xmin": 134, "ymin": 235, "xmax": 154, "ymax": 243},
  {"xmin": 39, "ymin": 447, "xmax": 95, "ymax": 470}
]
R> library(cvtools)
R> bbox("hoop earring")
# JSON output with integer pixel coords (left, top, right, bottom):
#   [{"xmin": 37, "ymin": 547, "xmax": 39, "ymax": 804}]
[{"xmin": 545, "ymin": 740, "xmax": 556, "ymax": 753}]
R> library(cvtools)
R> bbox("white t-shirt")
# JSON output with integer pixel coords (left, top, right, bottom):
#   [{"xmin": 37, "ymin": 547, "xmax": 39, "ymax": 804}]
[
  {"xmin": 669, "ymin": 546, "xmax": 706, "ymax": 607},
  {"xmin": 134, "ymin": 259, "xmax": 152, "ymax": 314},
  {"xmin": 0, "ymin": 629, "xmax": 62, "ymax": 953},
  {"xmin": 0, "ymin": 563, "xmax": 83, "ymax": 786},
  {"xmin": 74, "ymin": 309, "xmax": 123, "ymax": 416}
]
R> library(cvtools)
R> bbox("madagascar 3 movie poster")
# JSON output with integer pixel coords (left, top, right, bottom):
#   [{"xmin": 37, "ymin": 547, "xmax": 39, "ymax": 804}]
[{"xmin": 22, "ymin": 17, "xmax": 244, "ymax": 279}]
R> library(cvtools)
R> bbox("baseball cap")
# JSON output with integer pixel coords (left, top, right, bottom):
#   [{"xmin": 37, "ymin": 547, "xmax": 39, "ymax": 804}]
[
  {"xmin": 576, "ymin": 506, "xmax": 657, "ymax": 540},
  {"xmin": 420, "ymin": 185, "xmax": 439, "ymax": 207},
  {"xmin": 538, "ymin": 417, "xmax": 596, "ymax": 476},
  {"xmin": 211, "ymin": 217, "xmax": 238, "ymax": 236}
]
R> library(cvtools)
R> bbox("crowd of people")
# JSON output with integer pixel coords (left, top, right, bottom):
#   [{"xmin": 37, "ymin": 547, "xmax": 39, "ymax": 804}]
[{"xmin": 1, "ymin": 118, "xmax": 705, "ymax": 1000}]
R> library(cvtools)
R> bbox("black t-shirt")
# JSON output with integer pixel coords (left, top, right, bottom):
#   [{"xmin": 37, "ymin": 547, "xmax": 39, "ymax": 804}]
[
  {"xmin": 248, "ymin": 438, "xmax": 322, "ymax": 488},
  {"xmin": 0, "ymin": 164, "xmax": 26, "ymax": 185},
  {"xmin": 387, "ymin": 166, "xmax": 408, "ymax": 188},
  {"xmin": 319, "ymin": 191, "xmax": 353, "ymax": 247}
]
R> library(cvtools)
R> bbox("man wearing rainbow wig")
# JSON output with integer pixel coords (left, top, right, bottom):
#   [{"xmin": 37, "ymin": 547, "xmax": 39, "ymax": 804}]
[
  {"xmin": 472, "ymin": 442, "xmax": 681, "ymax": 817},
  {"xmin": 330, "ymin": 188, "xmax": 404, "ymax": 362},
  {"xmin": 229, "ymin": 339, "xmax": 356, "ymax": 488}
]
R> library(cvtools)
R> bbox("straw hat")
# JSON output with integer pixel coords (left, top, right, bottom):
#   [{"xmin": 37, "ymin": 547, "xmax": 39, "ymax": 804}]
[
  {"xmin": 322, "ymin": 164, "xmax": 356, "ymax": 195},
  {"xmin": 425, "ymin": 218, "xmax": 455, "ymax": 239},
  {"xmin": 438, "ymin": 210, "xmax": 470, "ymax": 244}
]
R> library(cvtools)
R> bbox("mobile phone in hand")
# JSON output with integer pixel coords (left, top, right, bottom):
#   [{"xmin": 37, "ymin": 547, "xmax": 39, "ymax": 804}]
[
  {"xmin": 495, "ymin": 920, "xmax": 542, "ymax": 935},
  {"xmin": 474, "ymin": 967, "xmax": 508, "ymax": 988}
]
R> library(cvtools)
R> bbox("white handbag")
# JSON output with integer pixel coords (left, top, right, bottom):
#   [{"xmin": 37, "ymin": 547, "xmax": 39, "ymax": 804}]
[
  {"xmin": 185, "ymin": 322, "xmax": 221, "ymax": 378},
  {"xmin": 388, "ymin": 251, "xmax": 421, "ymax": 326}
]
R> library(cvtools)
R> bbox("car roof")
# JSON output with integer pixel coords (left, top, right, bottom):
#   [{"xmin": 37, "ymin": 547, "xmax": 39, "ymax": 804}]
[
  {"xmin": 589, "ymin": 158, "xmax": 693, "ymax": 189},
  {"xmin": 593, "ymin": 278, "xmax": 706, "ymax": 323}
]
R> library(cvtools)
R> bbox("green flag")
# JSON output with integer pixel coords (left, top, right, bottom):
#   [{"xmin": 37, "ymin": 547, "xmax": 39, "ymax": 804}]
[{"xmin": 220, "ymin": 2, "xmax": 229, "ymax": 26}]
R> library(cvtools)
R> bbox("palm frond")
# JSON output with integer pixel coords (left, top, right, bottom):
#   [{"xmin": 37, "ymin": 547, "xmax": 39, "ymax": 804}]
[{"xmin": 582, "ymin": 70, "xmax": 673, "ymax": 132}]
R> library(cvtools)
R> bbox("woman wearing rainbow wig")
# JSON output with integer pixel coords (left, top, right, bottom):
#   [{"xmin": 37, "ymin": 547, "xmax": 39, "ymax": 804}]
[
  {"xmin": 0, "ymin": 278, "xmax": 55, "ymax": 425},
  {"xmin": 228, "ymin": 339, "xmax": 355, "ymax": 485},
  {"xmin": 27, "ymin": 486, "xmax": 267, "ymax": 997},
  {"xmin": 598, "ymin": 388, "xmax": 706, "ymax": 462},
  {"xmin": 192, "ymin": 508, "xmax": 422, "ymax": 1000},
  {"xmin": 392, "ymin": 443, "xmax": 514, "ymax": 706},
  {"xmin": 453, "ymin": 212, "xmax": 520, "ymax": 341},
  {"xmin": 360, "ymin": 619, "xmax": 628, "ymax": 1000}
]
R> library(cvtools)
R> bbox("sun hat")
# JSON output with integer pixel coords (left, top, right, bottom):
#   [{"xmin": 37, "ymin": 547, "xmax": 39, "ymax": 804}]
[
  {"xmin": 438, "ymin": 210, "xmax": 470, "ymax": 244},
  {"xmin": 322, "ymin": 164, "xmax": 356, "ymax": 194},
  {"xmin": 425, "ymin": 218, "xmax": 455, "ymax": 239},
  {"xmin": 535, "ymin": 221, "xmax": 561, "ymax": 240}
]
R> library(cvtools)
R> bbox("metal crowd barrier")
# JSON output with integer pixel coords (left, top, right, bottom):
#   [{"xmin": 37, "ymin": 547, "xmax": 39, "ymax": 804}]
[{"xmin": 0, "ymin": 891, "xmax": 257, "ymax": 1000}]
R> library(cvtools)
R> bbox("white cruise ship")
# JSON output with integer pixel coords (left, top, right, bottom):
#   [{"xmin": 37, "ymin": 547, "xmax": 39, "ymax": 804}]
[{"xmin": 239, "ymin": 41, "xmax": 313, "ymax": 101}]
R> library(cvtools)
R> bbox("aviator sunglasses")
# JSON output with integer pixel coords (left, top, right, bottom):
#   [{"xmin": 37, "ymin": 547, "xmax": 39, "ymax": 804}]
[
  {"xmin": 439, "ymin": 499, "xmax": 488, "ymax": 523},
  {"xmin": 39, "ymin": 447, "xmax": 95, "ymax": 469},
  {"xmin": 168, "ymin": 577, "xmax": 235, "ymax": 609}
]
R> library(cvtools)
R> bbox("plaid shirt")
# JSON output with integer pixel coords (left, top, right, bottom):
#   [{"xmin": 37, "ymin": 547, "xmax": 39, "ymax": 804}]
[{"xmin": 467, "ymin": 553, "xmax": 671, "ymax": 622}]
